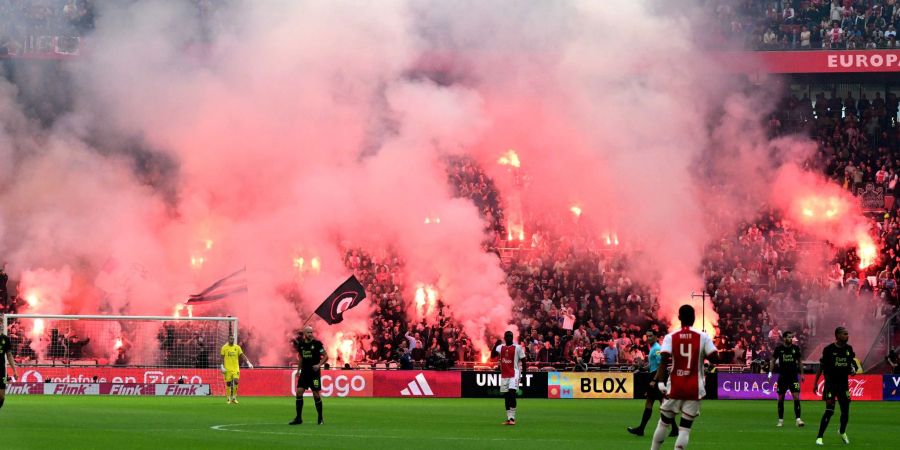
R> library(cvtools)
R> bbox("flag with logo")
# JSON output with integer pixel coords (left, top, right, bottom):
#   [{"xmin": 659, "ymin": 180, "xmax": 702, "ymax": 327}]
[
  {"xmin": 186, "ymin": 268, "xmax": 248, "ymax": 304},
  {"xmin": 314, "ymin": 275, "xmax": 367, "ymax": 325}
]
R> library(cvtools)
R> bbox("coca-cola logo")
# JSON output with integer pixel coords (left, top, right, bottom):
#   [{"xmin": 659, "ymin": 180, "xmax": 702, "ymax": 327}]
[{"xmin": 815, "ymin": 378, "xmax": 868, "ymax": 396}]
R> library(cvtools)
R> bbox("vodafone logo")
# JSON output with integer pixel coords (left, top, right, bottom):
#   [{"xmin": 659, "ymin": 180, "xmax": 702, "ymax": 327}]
[{"xmin": 19, "ymin": 370, "xmax": 44, "ymax": 383}]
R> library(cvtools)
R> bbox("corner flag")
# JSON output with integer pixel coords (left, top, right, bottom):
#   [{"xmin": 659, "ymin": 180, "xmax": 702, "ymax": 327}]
[{"xmin": 314, "ymin": 275, "xmax": 367, "ymax": 325}]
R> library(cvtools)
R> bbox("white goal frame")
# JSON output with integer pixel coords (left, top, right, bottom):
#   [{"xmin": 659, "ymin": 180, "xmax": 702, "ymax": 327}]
[{"xmin": 2, "ymin": 314, "xmax": 238, "ymax": 366}]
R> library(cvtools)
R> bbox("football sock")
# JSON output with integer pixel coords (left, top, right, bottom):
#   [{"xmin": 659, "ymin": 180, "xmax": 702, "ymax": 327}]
[
  {"xmin": 638, "ymin": 407, "xmax": 652, "ymax": 429},
  {"xmin": 838, "ymin": 401, "xmax": 849, "ymax": 434},
  {"xmin": 817, "ymin": 407, "xmax": 834, "ymax": 438},
  {"xmin": 777, "ymin": 400, "xmax": 784, "ymax": 420},
  {"xmin": 675, "ymin": 427, "xmax": 691, "ymax": 449},
  {"xmin": 315, "ymin": 398, "xmax": 323, "ymax": 421},
  {"xmin": 296, "ymin": 397, "xmax": 303, "ymax": 417},
  {"xmin": 0, "ymin": 397, "xmax": 4, "ymax": 409},
  {"xmin": 651, "ymin": 419, "xmax": 672, "ymax": 450},
  {"xmin": 793, "ymin": 399, "xmax": 801, "ymax": 419}
]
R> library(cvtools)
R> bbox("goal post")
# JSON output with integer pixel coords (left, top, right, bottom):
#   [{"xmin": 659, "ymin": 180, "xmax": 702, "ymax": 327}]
[{"xmin": 2, "ymin": 314, "xmax": 238, "ymax": 368}]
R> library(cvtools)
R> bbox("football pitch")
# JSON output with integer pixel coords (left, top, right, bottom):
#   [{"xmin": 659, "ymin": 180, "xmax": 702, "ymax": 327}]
[{"xmin": 2, "ymin": 397, "xmax": 896, "ymax": 449}]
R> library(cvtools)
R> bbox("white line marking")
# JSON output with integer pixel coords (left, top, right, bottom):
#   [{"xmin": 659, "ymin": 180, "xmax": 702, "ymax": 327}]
[{"xmin": 210, "ymin": 423, "xmax": 581, "ymax": 442}]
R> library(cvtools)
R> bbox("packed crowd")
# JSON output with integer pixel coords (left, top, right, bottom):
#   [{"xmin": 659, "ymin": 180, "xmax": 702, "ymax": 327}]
[
  {"xmin": 0, "ymin": 0, "xmax": 94, "ymax": 55},
  {"xmin": 707, "ymin": 0, "xmax": 900, "ymax": 50},
  {"xmin": 6, "ymin": 82, "xmax": 899, "ymax": 370},
  {"xmin": 447, "ymin": 156, "xmax": 505, "ymax": 239}
]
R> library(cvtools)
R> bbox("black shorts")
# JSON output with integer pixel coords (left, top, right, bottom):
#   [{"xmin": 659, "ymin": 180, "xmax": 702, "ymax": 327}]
[
  {"xmin": 297, "ymin": 370, "xmax": 321, "ymax": 392},
  {"xmin": 0, "ymin": 375, "xmax": 6, "ymax": 390},
  {"xmin": 646, "ymin": 384, "xmax": 664, "ymax": 401},
  {"xmin": 777, "ymin": 376, "xmax": 800, "ymax": 395},
  {"xmin": 822, "ymin": 384, "xmax": 850, "ymax": 403}
]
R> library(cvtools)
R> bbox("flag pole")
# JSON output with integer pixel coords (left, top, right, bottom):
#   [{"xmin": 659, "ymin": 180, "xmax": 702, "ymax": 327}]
[{"xmin": 301, "ymin": 311, "xmax": 318, "ymax": 327}]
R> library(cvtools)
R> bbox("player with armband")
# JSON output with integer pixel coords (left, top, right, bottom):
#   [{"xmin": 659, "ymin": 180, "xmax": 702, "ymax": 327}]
[{"xmin": 650, "ymin": 305, "xmax": 718, "ymax": 450}]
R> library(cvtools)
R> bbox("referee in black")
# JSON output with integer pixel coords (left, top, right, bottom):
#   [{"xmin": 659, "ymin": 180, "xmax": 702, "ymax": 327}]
[{"xmin": 290, "ymin": 326, "xmax": 328, "ymax": 425}]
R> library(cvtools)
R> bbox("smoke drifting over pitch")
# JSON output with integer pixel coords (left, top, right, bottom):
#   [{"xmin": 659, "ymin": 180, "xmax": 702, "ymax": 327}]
[{"xmin": 0, "ymin": 1, "xmax": 873, "ymax": 362}]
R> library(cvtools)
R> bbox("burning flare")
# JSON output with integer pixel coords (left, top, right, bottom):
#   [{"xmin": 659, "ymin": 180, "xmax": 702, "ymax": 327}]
[
  {"xmin": 857, "ymin": 233, "xmax": 877, "ymax": 269},
  {"xmin": 25, "ymin": 292, "xmax": 39, "ymax": 308},
  {"xmin": 414, "ymin": 284, "xmax": 439, "ymax": 320},
  {"xmin": 32, "ymin": 319, "xmax": 45, "ymax": 338},
  {"xmin": 796, "ymin": 195, "xmax": 845, "ymax": 223},
  {"xmin": 330, "ymin": 331, "xmax": 356, "ymax": 366},
  {"xmin": 293, "ymin": 255, "xmax": 321, "ymax": 274},
  {"xmin": 604, "ymin": 232, "xmax": 619, "ymax": 246},
  {"xmin": 497, "ymin": 149, "xmax": 521, "ymax": 168}
]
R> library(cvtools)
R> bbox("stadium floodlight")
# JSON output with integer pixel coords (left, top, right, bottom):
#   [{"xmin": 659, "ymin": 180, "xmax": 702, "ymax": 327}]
[{"xmin": 3, "ymin": 314, "xmax": 238, "ymax": 368}]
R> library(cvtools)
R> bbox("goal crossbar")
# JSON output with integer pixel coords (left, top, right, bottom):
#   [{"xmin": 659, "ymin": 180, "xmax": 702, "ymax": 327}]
[
  {"xmin": 3, "ymin": 314, "xmax": 239, "ymax": 368},
  {"xmin": 4, "ymin": 314, "xmax": 238, "ymax": 334}
]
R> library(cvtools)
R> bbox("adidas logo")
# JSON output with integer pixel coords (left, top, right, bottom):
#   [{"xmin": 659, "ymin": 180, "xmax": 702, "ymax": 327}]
[{"xmin": 400, "ymin": 373, "xmax": 434, "ymax": 396}]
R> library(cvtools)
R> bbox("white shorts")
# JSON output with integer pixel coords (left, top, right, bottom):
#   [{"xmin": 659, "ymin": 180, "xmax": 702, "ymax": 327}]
[
  {"xmin": 660, "ymin": 398, "xmax": 701, "ymax": 420},
  {"xmin": 498, "ymin": 377, "xmax": 519, "ymax": 393}
]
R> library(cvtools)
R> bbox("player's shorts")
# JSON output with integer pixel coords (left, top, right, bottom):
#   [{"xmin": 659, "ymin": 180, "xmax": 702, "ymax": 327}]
[
  {"xmin": 822, "ymin": 383, "xmax": 851, "ymax": 403},
  {"xmin": 0, "ymin": 375, "xmax": 7, "ymax": 390},
  {"xmin": 297, "ymin": 370, "xmax": 322, "ymax": 392},
  {"xmin": 777, "ymin": 376, "xmax": 800, "ymax": 395},
  {"xmin": 660, "ymin": 398, "xmax": 701, "ymax": 420},
  {"xmin": 498, "ymin": 376, "xmax": 519, "ymax": 393},
  {"xmin": 224, "ymin": 370, "xmax": 240, "ymax": 383}
]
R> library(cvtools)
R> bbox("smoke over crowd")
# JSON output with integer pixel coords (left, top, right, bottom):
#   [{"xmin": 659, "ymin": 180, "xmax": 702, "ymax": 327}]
[{"xmin": 0, "ymin": 1, "xmax": 881, "ymax": 364}]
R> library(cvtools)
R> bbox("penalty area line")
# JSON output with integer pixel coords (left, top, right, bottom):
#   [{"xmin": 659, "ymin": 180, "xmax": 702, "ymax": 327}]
[{"xmin": 210, "ymin": 423, "xmax": 581, "ymax": 443}]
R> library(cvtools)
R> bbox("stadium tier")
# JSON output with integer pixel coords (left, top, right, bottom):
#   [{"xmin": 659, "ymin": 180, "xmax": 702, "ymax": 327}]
[{"xmin": 1, "ymin": 2, "xmax": 900, "ymax": 448}]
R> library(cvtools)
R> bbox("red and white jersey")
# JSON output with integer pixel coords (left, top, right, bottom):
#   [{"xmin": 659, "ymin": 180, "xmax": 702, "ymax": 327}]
[
  {"xmin": 496, "ymin": 344, "xmax": 526, "ymax": 378},
  {"xmin": 660, "ymin": 327, "xmax": 717, "ymax": 400}
]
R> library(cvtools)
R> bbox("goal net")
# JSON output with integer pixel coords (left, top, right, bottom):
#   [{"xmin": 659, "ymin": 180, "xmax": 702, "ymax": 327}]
[{"xmin": 3, "ymin": 314, "xmax": 237, "ymax": 368}]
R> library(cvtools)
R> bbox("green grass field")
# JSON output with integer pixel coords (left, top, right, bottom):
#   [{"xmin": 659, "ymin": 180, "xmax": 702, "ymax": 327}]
[{"xmin": 2, "ymin": 396, "xmax": 896, "ymax": 449}]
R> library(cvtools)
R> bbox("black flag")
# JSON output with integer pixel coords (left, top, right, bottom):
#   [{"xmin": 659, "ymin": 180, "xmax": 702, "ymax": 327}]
[
  {"xmin": 186, "ymin": 268, "xmax": 248, "ymax": 304},
  {"xmin": 314, "ymin": 275, "xmax": 367, "ymax": 325}
]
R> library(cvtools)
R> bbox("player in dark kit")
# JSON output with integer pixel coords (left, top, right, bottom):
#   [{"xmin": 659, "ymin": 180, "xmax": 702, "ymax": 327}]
[
  {"xmin": 814, "ymin": 327, "xmax": 856, "ymax": 446},
  {"xmin": 1, "ymin": 329, "xmax": 19, "ymax": 411},
  {"xmin": 289, "ymin": 326, "xmax": 328, "ymax": 425},
  {"xmin": 768, "ymin": 331, "xmax": 805, "ymax": 427}
]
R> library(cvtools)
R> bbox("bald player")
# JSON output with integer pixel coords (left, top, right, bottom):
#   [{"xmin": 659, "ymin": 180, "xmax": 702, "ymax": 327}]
[{"xmin": 289, "ymin": 326, "xmax": 327, "ymax": 425}]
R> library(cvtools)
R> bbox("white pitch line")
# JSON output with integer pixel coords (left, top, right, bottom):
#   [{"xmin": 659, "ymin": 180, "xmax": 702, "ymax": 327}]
[{"xmin": 210, "ymin": 423, "xmax": 580, "ymax": 443}]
